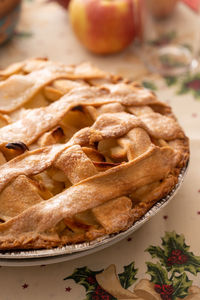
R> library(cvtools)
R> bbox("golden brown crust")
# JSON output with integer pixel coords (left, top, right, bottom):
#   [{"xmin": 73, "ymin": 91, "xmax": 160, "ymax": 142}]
[{"xmin": 0, "ymin": 59, "xmax": 189, "ymax": 250}]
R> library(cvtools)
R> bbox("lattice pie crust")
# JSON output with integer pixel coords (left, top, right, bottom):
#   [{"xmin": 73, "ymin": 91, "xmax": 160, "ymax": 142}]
[{"xmin": 0, "ymin": 58, "xmax": 189, "ymax": 250}]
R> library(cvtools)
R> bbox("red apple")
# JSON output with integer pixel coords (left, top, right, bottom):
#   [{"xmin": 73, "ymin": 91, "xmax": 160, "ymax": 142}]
[{"xmin": 69, "ymin": 0, "xmax": 143, "ymax": 55}]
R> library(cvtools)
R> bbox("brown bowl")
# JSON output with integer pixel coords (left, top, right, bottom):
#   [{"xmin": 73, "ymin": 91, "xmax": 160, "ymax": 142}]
[
  {"xmin": 0, "ymin": 0, "xmax": 21, "ymax": 45},
  {"xmin": 0, "ymin": 0, "xmax": 21, "ymax": 19}
]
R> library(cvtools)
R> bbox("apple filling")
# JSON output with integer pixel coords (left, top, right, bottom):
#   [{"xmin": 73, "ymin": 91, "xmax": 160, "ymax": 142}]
[
  {"xmin": 0, "ymin": 59, "xmax": 189, "ymax": 250},
  {"xmin": 55, "ymin": 196, "xmax": 133, "ymax": 243}
]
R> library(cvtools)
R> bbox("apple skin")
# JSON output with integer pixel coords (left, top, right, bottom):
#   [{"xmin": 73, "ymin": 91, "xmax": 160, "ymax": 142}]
[{"xmin": 69, "ymin": 0, "xmax": 142, "ymax": 55}]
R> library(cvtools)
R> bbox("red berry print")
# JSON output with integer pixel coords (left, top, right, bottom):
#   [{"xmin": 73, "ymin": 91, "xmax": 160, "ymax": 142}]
[
  {"xmin": 186, "ymin": 79, "xmax": 200, "ymax": 91},
  {"xmin": 86, "ymin": 276, "xmax": 97, "ymax": 285},
  {"xmin": 171, "ymin": 249, "xmax": 181, "ymax": 256},
  {"xmin": 65, "ymin": 287, "xmax": 71, "ymax": 292},
  {"xmin": 163, "ymin": 215, "xmax": 168, "ymax": 220},
  {"xmin": 179, "ymin": 254, "xmax": 188, "ymax": 264},
  {"xmin": 167, "ymin": 249, "xmax": 188, "ymax": 266},
  {"xmin": 92, "ymin": 285, "xmax": 112, "ymax": 300},
  {"xmin": 154, "ymin": 284, "xmax": 174, "ymax": 300},
  {"xmin": 85, "ymin": 276, "xmax": 113, "ymax": 299},
  {"xmin": 155, "ymin": 284, "xmax": 162, "ymax": 293},
  {"xmin": 160, "ymin": 294, "xmax": 171, "ymax": 300},
  {"xmin": 197, "ymin": 211, "xmax": 200, "ymax": 215},
  {"xmin": 167, "ymin": 256, "xmax": 177, "ymax": 265},
  {"xmin": 162, "ymin": 285, "xmax": 174, "ymax": 294},
  {"xmin": 192, "ymin": 113, "xmax": 197, "ymax": 118},
  {"xmin": 22, "ymin": 283, "xmax": 29, "ymax": 289}
]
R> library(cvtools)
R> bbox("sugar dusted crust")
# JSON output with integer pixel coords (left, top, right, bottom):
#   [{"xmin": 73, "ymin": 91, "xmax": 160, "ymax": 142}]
[{"xmin": 0, "ymin": 58, "xmax": 189, "ymax": 250}]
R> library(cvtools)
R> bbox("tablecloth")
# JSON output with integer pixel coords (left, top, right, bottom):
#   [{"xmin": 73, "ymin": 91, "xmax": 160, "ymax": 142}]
[{"xmin": 0, "ymin": 1, "xmax": 200, "ymax": 299}]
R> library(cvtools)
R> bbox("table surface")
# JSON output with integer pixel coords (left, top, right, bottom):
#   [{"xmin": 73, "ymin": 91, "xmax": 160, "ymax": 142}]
[{"xmin": 0, "ymin": 1, "xmax": 200, "ymax": 299}]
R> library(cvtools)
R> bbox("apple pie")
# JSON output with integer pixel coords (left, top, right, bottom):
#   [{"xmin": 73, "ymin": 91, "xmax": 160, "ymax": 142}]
[{"xmin": 0, "ymin": 58, "xmax": 189, "ymax": 250}]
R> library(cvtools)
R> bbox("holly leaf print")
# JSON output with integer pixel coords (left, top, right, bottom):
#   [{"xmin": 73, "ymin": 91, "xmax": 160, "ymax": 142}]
[
  {"xmin": 160, "ymin": 54, "xmax": 186, "ymax": 68},
  {"xmin": 15, "ymin": 31, "xmax": 33, "ymax": 38},
  {"xmin": 149, "ymin": 31, "xmax": 176, "ymax": 47},
  {"xmin": 184, "ymin": 253, "xmax": 200, "ymax": 275},
  {"xmin": 64, "ymin": 267, "xmax": 116, "ymax": 300},
  {"xmin": 161, "ymin": 232, "xmax": 189, "ymax": 257},
  {"xmin": 146, "ymin": 262, "xmax": 171, "ymax": 285},
  {"xmin": 165, "ymin": 76, "xmax": 178, "ymax": 86},
  {"xmin": 118, "ymin": 262, "xmax": 138, "ymax": 289},
  {"xmin": 172, "ymin": 273, "xmax": 192, "ymax": 299},
  {"xmin": 142, "ymin": 81, "xmax": 157, "ymax": 91},
  {"xmin": 64, "ymin": 266, "xmax": 102, "ymax": 293},
  {"xmin": 181, "ymin": 43, "xmax": 193, "ymax": 52},
  {"xmin": 146, "ymin": 245, "xmax": 166, "ymax": 265},
  {"xmin": 161, "ymin": 231, "xmax": 200, "ymax": 275},
  {"xmin": 84, "ymin": 290, "xmax": 116, "ymax": 300},
  {"xmin": 178, "ymin": 73, "xmax": 200, "ymax": 99}
]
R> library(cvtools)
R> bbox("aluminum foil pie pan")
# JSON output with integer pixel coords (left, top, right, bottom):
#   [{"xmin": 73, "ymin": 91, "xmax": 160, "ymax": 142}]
[{"xmin": 0, "ymin": 163, "xmax": 188, "ymax": 266}]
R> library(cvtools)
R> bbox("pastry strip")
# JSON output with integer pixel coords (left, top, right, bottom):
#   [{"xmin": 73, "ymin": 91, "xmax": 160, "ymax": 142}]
[
  {"xmin": 0, "ymin": 146, "xmax": 175, "ymax": 244},
  {"xmin": 0, "ymin": 85, "xmax": 183, "ymax": 146}
]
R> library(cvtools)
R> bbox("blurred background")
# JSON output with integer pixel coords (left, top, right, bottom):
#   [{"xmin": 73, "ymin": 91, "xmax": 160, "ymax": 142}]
[{"xmin": 0, "ymin": 0, "xmax": 199, "ymax": 80}]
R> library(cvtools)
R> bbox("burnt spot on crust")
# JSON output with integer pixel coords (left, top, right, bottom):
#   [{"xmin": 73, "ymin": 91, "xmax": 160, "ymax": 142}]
[
  {"xmin": 93, "ymin": 141, "xmax": 99, "ymax": 149},
  {"xmin": 52, "ymin": 126, "xmax": 65, "ymax": 139},
  {"xmin": 5, "ymin": 142, "xmax": 29, "ymax": 152},
  {"xmin": 71, "ymin": 105, "xmax": 84, "ymax": 112}
]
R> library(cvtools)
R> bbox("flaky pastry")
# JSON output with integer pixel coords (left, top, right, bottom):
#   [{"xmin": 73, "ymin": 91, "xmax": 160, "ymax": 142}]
[{"xmin": 0, "ymin": 58, "xmax": 189, "ymax": 250}]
